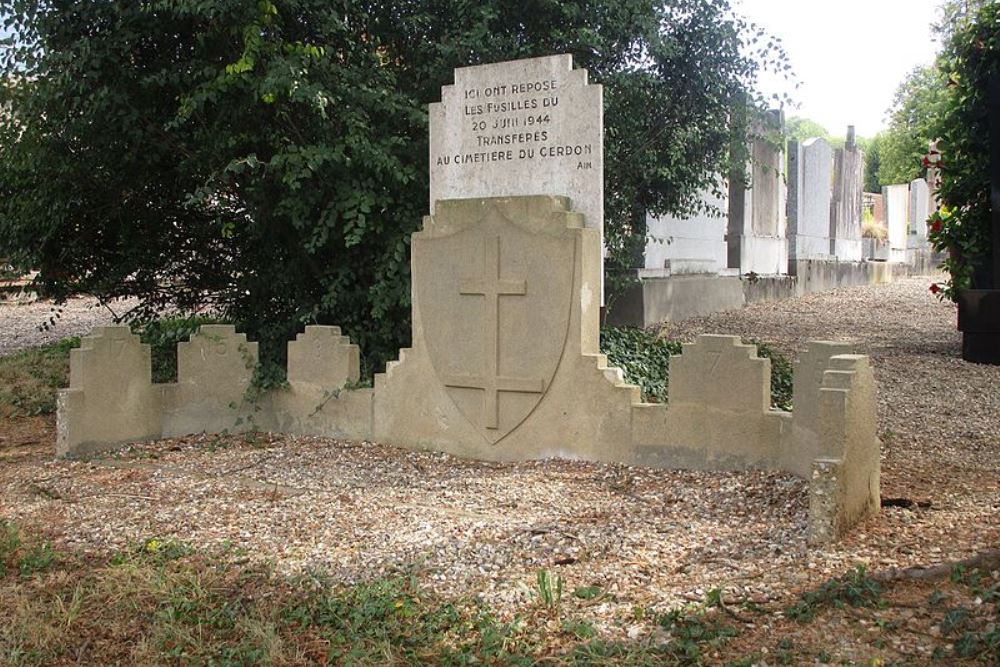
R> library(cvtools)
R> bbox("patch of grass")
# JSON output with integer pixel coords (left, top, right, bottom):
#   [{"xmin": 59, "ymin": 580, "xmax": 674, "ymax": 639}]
[
  {"xmin": 109, "ymin": 537, "xmax": 195, "ymax": 568},
  {"xmin": 655, "ymin": 606, "xmax": 738, "ymax": 663},
  {"xmin": 17, "ymin": 543, "xmax": 55, "ymax": 578},
  {"xmin": 600, "ymin": 327, "xmax": 794, "ymax": 409},
  {"xmin": 0, "ymin": 521, "xmax": 22, "ymax": 577},
  {"xmin": 0, "ymin": 337, "xmax": 80, "ymax": 416},
  {"xmin": 562, "ymin": 619, "xmax": 597, "ymax": 640},
  {"xmin": 933, "ymin": 566, "xmax": 1000, "ymax": 662},
  {"xmin": 1, "ymin": 521, "xmax": 753, "ymax": 666},
  {"xmin": 19, "ymin": 521, "xmax": 992, "ymax": 666}
]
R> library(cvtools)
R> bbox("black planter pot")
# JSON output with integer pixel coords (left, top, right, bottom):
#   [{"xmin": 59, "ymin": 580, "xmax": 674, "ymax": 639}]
[{"xmin": 958, "ymin": 289, "xmax": 1000, "ymax": 364}]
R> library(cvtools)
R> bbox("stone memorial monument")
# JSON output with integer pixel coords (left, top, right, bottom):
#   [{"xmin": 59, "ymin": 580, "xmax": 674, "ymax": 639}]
[
  {"xmin": 58, "ymin": 54, "xmax": 882, "ymax": 543},
  {"xmin": 429, "ymin": 54, "xmax": 603, "ymax": 254}
]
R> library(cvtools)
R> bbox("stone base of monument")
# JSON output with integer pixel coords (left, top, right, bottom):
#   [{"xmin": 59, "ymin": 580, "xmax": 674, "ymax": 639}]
[
  {"xmin": 958, "ymin": 289, "xmax": 1000, "ymax": 365},
  {"xmin": 56, "ymin": 196, "xmax": 881, "ymax": 545}
]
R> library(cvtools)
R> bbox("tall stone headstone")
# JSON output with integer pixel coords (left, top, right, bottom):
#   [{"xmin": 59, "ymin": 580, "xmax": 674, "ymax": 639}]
[
  {"xmin": 908, "ymin": 178, "xmax": 931, "ymax": 247},
  {"xmin": 788, "ymin": 137, "xmax": 833, "ymax": 260},
  {"xmin": 727, "ymin": 109, "xmax": 787, "ymax": 274},
  {"xmin": 883, "ymin": 184, "xmax": 909, "ymax": 263},
  {"xmin": 830, "ymin": 126, "xmax": 864, "ymax": 261},
  {"xmin": 429, "ymin": 54, "xmax": 603, "ymax": 257}
]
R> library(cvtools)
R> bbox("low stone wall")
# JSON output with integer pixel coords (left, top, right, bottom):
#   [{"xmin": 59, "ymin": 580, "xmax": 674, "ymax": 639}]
[
  {"xmin": 59, "ymin": 326, "xmax": 878, "ymax": 545},
  {"xmin": 608, "ymin": 256, "xmax": 937, "ymax": 328},
  {"xmin": 58, "ymin": 196, "xmax": 881, "ymax": 545}
]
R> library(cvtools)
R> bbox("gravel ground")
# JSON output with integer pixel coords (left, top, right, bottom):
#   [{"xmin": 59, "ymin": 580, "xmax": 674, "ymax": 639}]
[
  {"xmin": 0, "ymin": 294, "xmax": 133, "ymax": 356},
  {"xmin": 1, "ymin": 276, "xmax": 998, "ymax": 648}
]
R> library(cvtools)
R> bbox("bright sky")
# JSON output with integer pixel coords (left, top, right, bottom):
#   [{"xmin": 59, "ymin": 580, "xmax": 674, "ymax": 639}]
[{"xmin": 734, "ymin": 0, "xmax": 941, "ymax": 139}]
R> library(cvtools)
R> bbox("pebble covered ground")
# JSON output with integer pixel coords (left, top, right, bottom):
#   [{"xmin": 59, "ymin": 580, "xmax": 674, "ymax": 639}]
[
  {"xmin": 1, "ymin": 276, "xmax": 998, "ymax": 648},
  {"xmin": 0, "ymin": 293, "xmax": 137, "ymax": 356}
]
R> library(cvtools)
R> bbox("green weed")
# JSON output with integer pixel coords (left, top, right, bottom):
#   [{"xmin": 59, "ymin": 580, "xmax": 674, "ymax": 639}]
[
  {"xmin": 536, "ymin": 569, "xmax": 563, "ymax": 609},
  {"xmin": 18, "ymin": 543, "xmax": 55, "ymax": 577},
  {"xmin": 0, "ymin": 521, "xmax": 22, "ymax": 576},
  {"xmin": 573, "ymin": 585, "xmax": 602, "ymax": 600},
  {"xmin": 785, "ymin": 564, "xmax": 883, "ymax": 622}
]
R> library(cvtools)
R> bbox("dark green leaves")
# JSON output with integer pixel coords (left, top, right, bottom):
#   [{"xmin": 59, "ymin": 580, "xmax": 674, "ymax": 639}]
[{"xmin": 0, "ymin": 1, "xmax": 788, "ymax": 375}]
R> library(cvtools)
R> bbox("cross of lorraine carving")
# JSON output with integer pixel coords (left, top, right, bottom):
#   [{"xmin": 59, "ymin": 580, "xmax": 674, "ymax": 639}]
[{"xmin": 443, "ymin": 235, "xmax": 545, "ymax": 430}]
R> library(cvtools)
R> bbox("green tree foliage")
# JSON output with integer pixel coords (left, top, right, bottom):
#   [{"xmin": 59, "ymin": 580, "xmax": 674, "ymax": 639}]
[
  {"xmin": 860, "ymin": 135, "xmax": 882, "ymax": 193},
  {"xmin": 0, "ymin": 1, "xmax": 787, "ymax": 374},
  {"xmin": 874, "ymin": 65, "xmax": 946, "ymax": 187},
  {"xmin": 785, "ymin": 116, "xmax": 832, "ymax": 144},
  {"xmin": 928, "ymin": 0, "xmax": 999, "ymax": 291}
]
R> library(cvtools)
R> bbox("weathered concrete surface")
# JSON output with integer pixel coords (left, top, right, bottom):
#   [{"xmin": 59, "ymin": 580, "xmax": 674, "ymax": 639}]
[
  {"xmin": 789, "ymin": 341, "xmax": 856, "ymax": 476},
  {"xmin": 808, "ymin": 355, "xmax": 880, "ymax": 544},
  {"xmin": 728, "ymin": 111, "xmax": 787, "ymax": 275},
  {"xmin": 633, "ymin": 335, "xmax": 788, "ymax": 471},
  {"xmin": 644, "ymin": 186, "xmax": 728, "ymax": 276},
  {"xmin": 908, "ymin": 178, "xmax": 931, "ymax": 247},
  {"xmin": 162, "ymin": 325, "xmax": 258, "ymax": 438},
  {"xmin": 604, "ymin": 273, "xmax": 747, "ymax": 327},
  {"xmin": 429, "ymin": 54, "xmax": 603, "ymax": 258},
  {"xmin": 287, "ymin": 326, "xmax": 360, "ymax": 391},
  {"xmin": 56, "ymin": 327, "xmax": 160, "ymax": 457},
  {"xmin": 831, "ymin": 135, "xmax": 865, "ymax": 261}
]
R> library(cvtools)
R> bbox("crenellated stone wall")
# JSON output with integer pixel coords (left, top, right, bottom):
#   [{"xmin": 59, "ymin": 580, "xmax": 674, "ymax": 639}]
[{"xmin": 58, "ymin": 196, "xmax": 880, "ymax": 544}]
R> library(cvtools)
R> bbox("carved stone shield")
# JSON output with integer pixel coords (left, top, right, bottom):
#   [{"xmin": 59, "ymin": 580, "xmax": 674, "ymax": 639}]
[{"xmin": 413, "ymin": 203, "xmax": 575, "ymax": 444}]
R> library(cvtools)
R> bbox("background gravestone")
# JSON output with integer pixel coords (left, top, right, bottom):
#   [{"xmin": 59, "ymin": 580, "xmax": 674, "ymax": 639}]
[
  {"xmin": 830, "ymin": 128, "xmax": 864, "ymax": 261},
  {"xmin": 643, "ymin": 186, "xmax": 728, "ymax": 276},
  {"xmin": 727, "ymin": 110, "xmax": 787, "ymax": 275},
  {"xmin": 883, "ymin": 183, "xmax": 909, "ymax": 263},
  {"xmin": 788, "ymin": 137, "xmax": 833, "ymax": 260},
  {"xmin": 908, "ymin": 178, "xmax": 930, "ymax": 247}
]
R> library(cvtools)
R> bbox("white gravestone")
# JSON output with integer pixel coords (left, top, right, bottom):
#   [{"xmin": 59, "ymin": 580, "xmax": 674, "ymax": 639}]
[
  {"xmin": 883, "ymin": 184, "xmax": 909, "ymax": 263},
  {"xmin": 644, "ymin": 186, "xmax": 728, "ymax": 276},
  {"xmin": 908, "ymin": 178, "xmax": 930, "ymax": 247},
  {"xmin": 788, "ymin": 138, "xmax": 833, "ymax": 260},
  {"xmin": 429, "ymin": 54, "xmax": 604, "ymax": 258}
]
